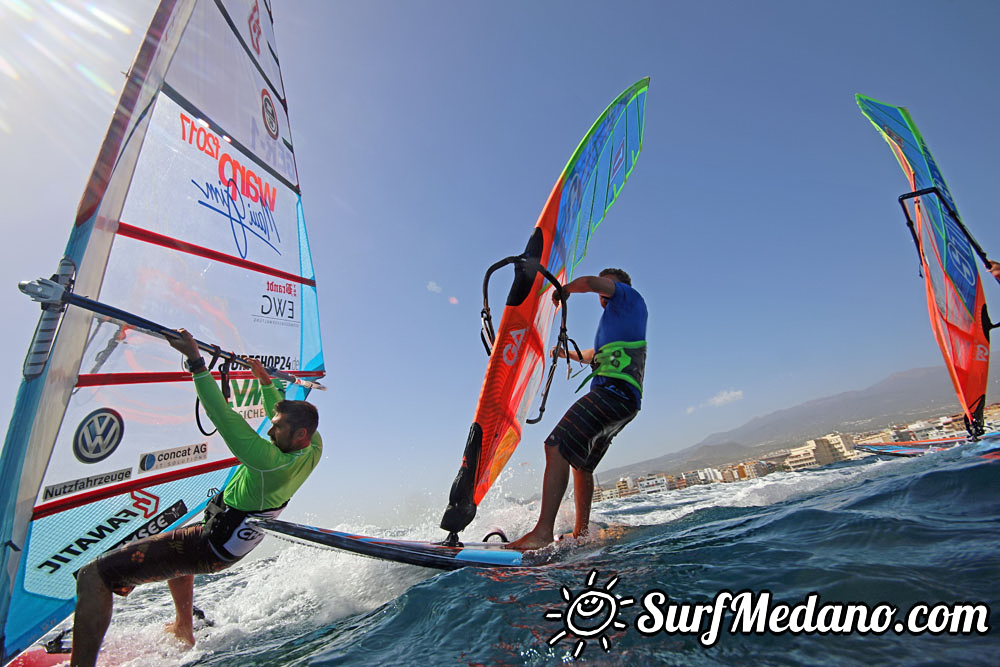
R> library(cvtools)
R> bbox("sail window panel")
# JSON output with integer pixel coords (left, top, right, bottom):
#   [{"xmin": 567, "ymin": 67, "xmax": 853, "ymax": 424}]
[
  {"xmin": 35, "ymin": 382, "xmax": 238, "ymax": 510},
  {"xmin": 606, "ymin": 112, "xmax": 629, "ymax": 209},
  {"xmin": 547, "ymin": 208, "xmax": 570, "ymax": 283},
  {"xmin": 582, "ymin": 141, "xmax": 613, "ymax": 262},
  {"xmin": 634, "ymin": 89, "xmax": 647, "ymax": 153},
  {"xmin": 298, "ymin": 281, "xmax": 324, "ymax": 384},
  {"xmin": 25, "ymin": 465, "xmax": 232, "ymax": 599},
  {"xmin": 512, "ymin": 352, "xmax": 544, "ymax": 428},
  {"xmin": 26, "ymin": 377, "xmax": 241, "ymax": 601},
  {"xmin": 570, "ymin": 168, "xmax": 599, "ymax": 273},
  {"xmin": 101, "ymin": 236, "xmax": 305, "ymax": 366},
  {"xmin": 948, "ymin": 332, "xmax": 971, "ymax": 373},
  {"xmin": 121, "ymin": 95, "xmax": 304, "ymax": 278},
  {"xmin": 74, "ymin": 313, "xmax": 176, "ymax": 377},
  {"xmin": 219, "ymin": 0, "xmax": 285, "ymax": 92},
  {"xmin": 940, "ymin": 211, "xmax": 979, "ymax": 314},
  {"xmin": 528, "ymin": 292, "xmax": 558, "ymax": 386},
  {"xmin": 920, "ymin": 219, "xmax": 949, "ymax": 325},
  {"xmin": 25, "ymin": 497, "xmax": 130, "ymax": 599},
  {"xmin": 295, "ymin": 200, "xmax": 317, "ymax": 282},
  {"xmin": 943, "ymin": 279, "xmax": 974, "ymax": 333},
  {"xmin": 626, "ymin": 93, "xmax": 643, "ymax": 178},
  {"xmin": 166, "ymin": 0, "xmax": 297, "ymax": 186}
]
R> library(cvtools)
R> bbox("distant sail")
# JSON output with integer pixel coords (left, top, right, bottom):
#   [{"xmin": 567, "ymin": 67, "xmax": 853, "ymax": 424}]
[
  {"xmin": 441, "ymin": 79, "xmax": 649, "ymax": 535},
  {"xmin": 0, "ymin": 1, "xmax": 324, "ymax": 661},
  {"xmin": 857, "ymin": 95, "xmax": 990, "ymax": 436}
]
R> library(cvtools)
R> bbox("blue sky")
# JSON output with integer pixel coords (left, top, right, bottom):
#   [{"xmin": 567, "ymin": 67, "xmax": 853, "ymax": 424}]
[{"xmin": 2, "ymin": 0, "xmax": 1000, "ymax": 524}]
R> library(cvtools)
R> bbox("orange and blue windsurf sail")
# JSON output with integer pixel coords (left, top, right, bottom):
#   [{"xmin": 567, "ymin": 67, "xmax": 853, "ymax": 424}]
[
  {"xmin": 858, "ymin": 95, "xmax": 992, "ymax": 437},
  {"xmin": 440, "ymin": 78, "xmax": 649, "ymax": 536}
]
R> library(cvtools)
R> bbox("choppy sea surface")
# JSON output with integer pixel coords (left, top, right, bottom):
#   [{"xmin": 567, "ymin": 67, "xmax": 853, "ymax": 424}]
[{"xmin": 90, "ymin": 436, "xmax": 999, "ymax": 666}]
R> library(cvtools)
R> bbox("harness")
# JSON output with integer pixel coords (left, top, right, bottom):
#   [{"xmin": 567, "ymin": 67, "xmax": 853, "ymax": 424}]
[
  {"xmin": 203, "ymin": 491, "xmax": 287, "ymax": 561},
  {"xmin": 576, "ymin": 340, "xmax": 647, "ymax": 395}
]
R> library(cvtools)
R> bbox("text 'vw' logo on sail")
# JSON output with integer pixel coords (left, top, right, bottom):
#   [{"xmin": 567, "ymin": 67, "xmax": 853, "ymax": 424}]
[{"xmin": 73, "ymin": 408, "xmax": 125, "ymax": 463}]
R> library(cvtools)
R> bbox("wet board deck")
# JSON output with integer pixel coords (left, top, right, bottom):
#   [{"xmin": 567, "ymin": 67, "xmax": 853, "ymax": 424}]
[{"xmin": 251, "ymin": 518, "xmax": 544, "ymax": 570}]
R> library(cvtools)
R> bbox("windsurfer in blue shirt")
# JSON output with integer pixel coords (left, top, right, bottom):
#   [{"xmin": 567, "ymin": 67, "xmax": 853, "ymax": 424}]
[{"xmin": 508, "ymin": 268, "xmax": 647, "ymax": 551}]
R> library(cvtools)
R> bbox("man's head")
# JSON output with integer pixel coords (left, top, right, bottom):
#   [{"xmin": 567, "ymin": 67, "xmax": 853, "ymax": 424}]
[
  {"xmin": 598, "ymin": 268, "xmax": 631, "ymax": 308},
  {"xmin": 599, "ymin": 268, "xmax": 631, "ymax": 285},
  {"xmin": 268, "ymin": 400, "xmax": 319, "ymax": 452}
]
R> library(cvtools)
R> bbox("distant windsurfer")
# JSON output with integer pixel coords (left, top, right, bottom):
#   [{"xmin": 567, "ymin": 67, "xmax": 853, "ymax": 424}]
[
  {"xmin": 507, "ymin": 269, "xmax": 647, "ymax": 551},
  {"xmin": 70, "ymin": 329, "xmax": 321, "ymax": 667}
]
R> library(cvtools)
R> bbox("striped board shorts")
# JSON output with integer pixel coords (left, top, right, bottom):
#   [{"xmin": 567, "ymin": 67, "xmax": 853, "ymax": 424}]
[{"xmin": 546, "ymin": 381, "xmax": 639, "ymax": 473}]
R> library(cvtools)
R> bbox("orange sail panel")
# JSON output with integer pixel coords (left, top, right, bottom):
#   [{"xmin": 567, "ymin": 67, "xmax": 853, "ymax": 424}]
[{"xmin": 441, "ymin": 79, "xmax": 649, "ymax": 534}]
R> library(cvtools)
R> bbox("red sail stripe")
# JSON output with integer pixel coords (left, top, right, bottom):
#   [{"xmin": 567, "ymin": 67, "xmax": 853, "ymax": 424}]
[
  {"xmin": 116, "ymin": 221, "xmax": 316, "ymax": 287},
  {"xmin": 76, "ymin": 370, "xmax": 325, "ymax": 387}
]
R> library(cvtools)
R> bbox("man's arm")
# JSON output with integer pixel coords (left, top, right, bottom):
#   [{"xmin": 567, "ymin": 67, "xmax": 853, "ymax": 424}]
[
  {"xmin": 552, "ymin": 346, "xmax": 595, "ymax": 363},
  {"xmin": 555, "ymin": 275, "xmax": 616, "ymax": 303},
  {"xmin": 246, "ymin": 357, "xmax": 285, "ymax": 420},
  {"xmin": 169, "ymin": 330, "xmax": 286, "ymax": 469},
  {"xmin": 990, "ymin": 259, "xmax": 1000, "ymax": 285},
  {"xmin": 245, "ymin": 356, "xmax": 323, "ymax": 451}
]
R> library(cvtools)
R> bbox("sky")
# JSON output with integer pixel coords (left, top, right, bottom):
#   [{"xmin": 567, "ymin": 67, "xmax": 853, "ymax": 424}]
[{"xmin": 1, "ymin": 0, "xmax": 1000, "ymax": 525}]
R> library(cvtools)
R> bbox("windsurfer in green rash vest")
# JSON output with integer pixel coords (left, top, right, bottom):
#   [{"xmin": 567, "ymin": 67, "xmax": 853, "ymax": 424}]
[
  {"xmin": 508, "ymin": 268, "xmax": 647, "ymax": 551},
  {"xmin": 70, "ymin": 329, "xmax": 321, "ymax": 667}
]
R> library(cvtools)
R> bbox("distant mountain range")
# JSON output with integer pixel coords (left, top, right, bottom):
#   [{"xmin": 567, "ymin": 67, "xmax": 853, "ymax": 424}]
[{"xmin": 598, "ymin": 366, "xmax": 1000, "ymax": 483}]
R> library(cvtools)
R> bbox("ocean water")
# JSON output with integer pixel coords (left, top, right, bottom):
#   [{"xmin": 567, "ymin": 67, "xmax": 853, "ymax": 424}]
[{"xmin": 90, "ymin": 436, "xmax": 999, "ymax": 666}]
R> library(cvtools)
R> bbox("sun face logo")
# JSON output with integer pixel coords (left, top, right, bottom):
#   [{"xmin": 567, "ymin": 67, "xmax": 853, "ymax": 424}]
[{"xmin": 545, "ymin": 569, "xmax": 634, "ymax": 658}]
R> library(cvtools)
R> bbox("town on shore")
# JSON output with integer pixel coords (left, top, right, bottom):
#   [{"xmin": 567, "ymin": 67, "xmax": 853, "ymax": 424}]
[{"xmin": 595, "ymin": 403, "xmax": 1000, "ymax": 503}]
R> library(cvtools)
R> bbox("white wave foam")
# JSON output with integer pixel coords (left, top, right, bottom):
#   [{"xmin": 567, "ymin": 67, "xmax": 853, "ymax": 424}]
[{"xmin": 591, "ymin": 459, "xmax": 894, "ymax": 527}]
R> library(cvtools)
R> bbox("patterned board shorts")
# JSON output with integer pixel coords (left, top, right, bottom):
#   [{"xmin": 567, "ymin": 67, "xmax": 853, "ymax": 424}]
[
  {"xmin": 93, "ymin": 524, "xmax": 234, "ymax": 596},
  {"xmin": 546, "ymin": 382, "xmax": 639, "ymax": 473}
]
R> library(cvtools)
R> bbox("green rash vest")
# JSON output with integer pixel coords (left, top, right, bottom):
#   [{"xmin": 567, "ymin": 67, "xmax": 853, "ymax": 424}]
[{"xmin": 193, "ymin": 370, "xmax": 322, "ymax": 512}]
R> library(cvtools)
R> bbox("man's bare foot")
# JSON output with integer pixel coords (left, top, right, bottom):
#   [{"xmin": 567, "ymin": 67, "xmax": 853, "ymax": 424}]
[
  {"xmin": 505, "ymin": 529, "xmax": 554, "ymax": 551},
  {"xmin": 164, "ymin": 621, "xmax": 195, "ymax": 647}
]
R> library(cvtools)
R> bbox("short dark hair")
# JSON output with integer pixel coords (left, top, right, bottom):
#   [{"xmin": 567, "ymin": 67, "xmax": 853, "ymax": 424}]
[
  {"xmin": 275, "ymin": 400, "xmax": 319, "ymax": 437},
  {"xmin": 599, "ymin": 268, "xmax": 631, "ymax": 285}
]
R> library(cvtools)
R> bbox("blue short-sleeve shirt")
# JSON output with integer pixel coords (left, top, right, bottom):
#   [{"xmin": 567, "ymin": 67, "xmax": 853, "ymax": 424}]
[{"xmin": 593, "ymin": 282, "xmax": 647, "ymax": 405}]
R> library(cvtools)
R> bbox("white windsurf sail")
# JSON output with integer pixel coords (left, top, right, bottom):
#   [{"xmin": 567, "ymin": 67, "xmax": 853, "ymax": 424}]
[{"xmin": 0, "ymin": 1, "xmax": 324, "ymax": 661}]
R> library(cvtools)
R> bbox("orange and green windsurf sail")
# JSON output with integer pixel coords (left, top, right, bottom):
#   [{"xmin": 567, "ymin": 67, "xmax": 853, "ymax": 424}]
[
  {"xmin": 441, "ymin": 78, "xmax": 649, "ymax": 535},
  {"xmin": 858, "ymin": 94, "xmax": 992, "ymax": 437}
]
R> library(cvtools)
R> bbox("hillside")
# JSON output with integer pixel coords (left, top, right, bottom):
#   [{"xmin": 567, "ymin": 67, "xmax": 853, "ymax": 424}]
[{"xmin": 598, "ymin": 366, "xmax": 998, "ymax": 482}]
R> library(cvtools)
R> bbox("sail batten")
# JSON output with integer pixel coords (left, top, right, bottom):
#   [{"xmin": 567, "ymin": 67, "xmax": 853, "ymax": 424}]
[{"xmin": 116, "ymin": 222, "xmax": 315, "ymax": 285}]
